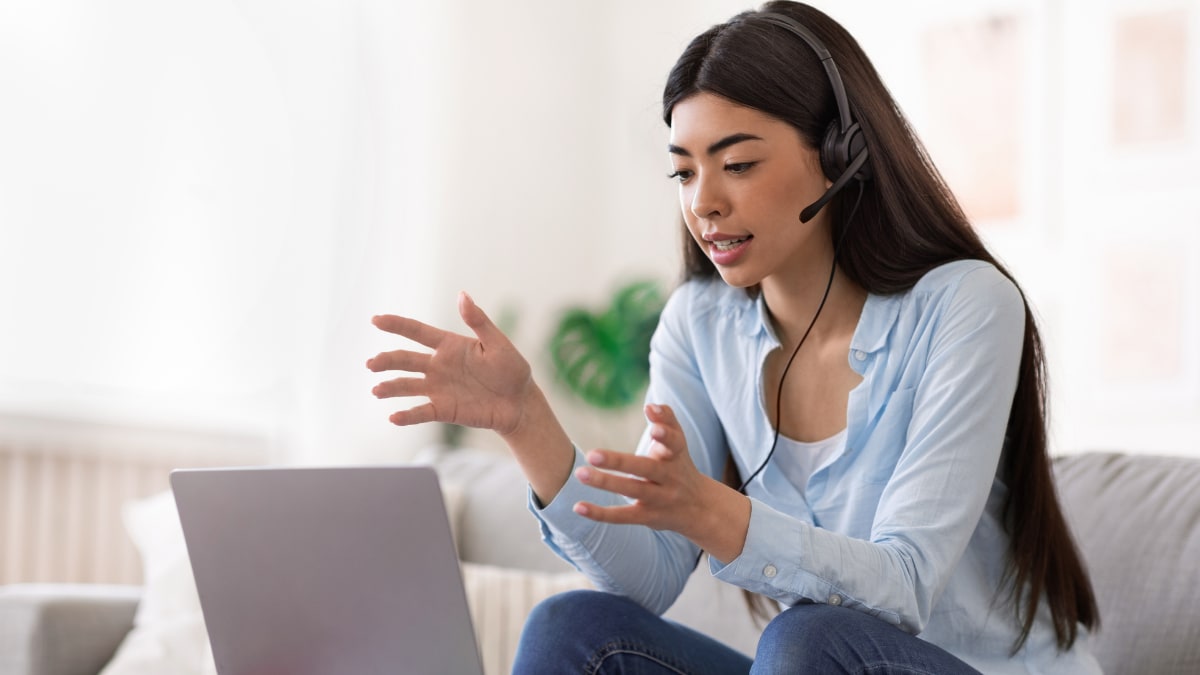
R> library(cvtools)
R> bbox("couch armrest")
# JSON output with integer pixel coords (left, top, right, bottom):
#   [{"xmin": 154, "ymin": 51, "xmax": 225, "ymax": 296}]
[{"xmin": 0, "ymin": 584, "xmax": 141, "ymax": 675}]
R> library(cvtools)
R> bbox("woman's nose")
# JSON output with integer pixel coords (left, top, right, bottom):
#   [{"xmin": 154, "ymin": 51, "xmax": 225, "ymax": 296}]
[{"xmin": 690, "ymin": 175, "xmax": 728, "ymax": 220}]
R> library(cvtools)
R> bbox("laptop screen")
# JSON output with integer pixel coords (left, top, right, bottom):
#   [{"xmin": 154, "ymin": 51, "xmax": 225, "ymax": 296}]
[{"xmin": 171, "ymin": 465, "xmax": 484, "ymax": 675}]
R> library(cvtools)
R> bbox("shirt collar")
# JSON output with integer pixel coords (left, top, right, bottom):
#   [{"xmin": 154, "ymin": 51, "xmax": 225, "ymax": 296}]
[
  {"xmin": 737, "ymin": 287, "xmax": 900, "ymax": 356},
  {"xmin": 737, "ymin": 291, "xmax": 776, "ymax": 342}
]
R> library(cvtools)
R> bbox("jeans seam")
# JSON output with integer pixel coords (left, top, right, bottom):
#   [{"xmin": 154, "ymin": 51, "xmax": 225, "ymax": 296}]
[{"xmin": 586, "ymin": 639, "xmax": 694, "ymax": 675}]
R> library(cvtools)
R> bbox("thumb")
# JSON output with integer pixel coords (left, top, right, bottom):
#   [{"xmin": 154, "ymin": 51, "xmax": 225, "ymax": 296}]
[{"xmin": 458, "ymin": 291, "xmax": 506, "ymax": 345}]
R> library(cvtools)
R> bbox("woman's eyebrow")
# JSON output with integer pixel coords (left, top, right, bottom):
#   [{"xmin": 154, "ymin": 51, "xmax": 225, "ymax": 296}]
[{"xmin": 668, "ymin": 132, "xmax": 764, "ymax": 157}]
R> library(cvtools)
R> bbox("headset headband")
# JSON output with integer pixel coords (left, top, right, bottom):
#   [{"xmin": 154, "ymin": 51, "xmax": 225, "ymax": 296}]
[{"xmin": 756, "ymin": 13, "xmax": 854, "ymax": 137}]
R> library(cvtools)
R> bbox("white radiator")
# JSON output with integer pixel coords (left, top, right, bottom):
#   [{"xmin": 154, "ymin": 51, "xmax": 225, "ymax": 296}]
[{"xmin": 0, "ymin": 414, "xmax": 268, "ymax": 585}]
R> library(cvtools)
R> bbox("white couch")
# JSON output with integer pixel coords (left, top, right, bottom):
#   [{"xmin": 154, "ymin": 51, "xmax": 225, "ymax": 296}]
[{"xmin": 3, "ymin": 448, "xmax": 1200, "ymax": 675}]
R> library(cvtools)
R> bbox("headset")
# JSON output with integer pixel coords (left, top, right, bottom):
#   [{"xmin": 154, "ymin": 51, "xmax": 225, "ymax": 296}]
[
  {"xmin": 699, "ymin": 14, "xmax": 874, "ymax": 534},
  {"xmin": 757, "ymin": 12, "xmax": 872, "ymax": 223}
]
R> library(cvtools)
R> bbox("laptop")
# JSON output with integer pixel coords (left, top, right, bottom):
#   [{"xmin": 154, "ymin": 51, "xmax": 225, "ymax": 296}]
[{"xmin": 171, "ymin": 465, "xmax": 485, "ymax": 675}]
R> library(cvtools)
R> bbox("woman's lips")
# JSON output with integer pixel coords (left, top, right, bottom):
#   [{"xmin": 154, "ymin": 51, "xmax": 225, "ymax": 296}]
[{"xmin": 707, "ymin": 235, "xmax": 752, "ymax": 265}]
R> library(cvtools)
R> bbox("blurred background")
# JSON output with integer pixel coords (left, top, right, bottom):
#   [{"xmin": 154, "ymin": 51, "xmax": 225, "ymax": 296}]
[{"xmin": 0, "ymin": 0, "xmax": 1197, "ymax": 582}]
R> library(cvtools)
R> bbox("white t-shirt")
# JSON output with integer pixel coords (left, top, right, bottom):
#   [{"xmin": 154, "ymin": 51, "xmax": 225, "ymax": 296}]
[{"xmin": 772, "ymin": 428, "xmax": 847, "ymax": 497}]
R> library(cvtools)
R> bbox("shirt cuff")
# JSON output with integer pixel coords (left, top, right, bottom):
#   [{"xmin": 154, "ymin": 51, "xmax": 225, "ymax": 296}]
[{"xmin": 710, "ymin": 496, "xmax": 821, "ymax": 603}]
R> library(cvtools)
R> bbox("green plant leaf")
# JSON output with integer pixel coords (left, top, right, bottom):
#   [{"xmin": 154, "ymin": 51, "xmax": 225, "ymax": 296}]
[{"xmin": 548, "ymin": 280, "xmax": 666, "ymax": 409}]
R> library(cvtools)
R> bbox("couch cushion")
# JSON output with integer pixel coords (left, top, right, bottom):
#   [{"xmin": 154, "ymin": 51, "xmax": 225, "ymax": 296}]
[
  {"xmin": 1054, "ymin": 452, "xmax": 1200, "ymax": 675},
  {"xmin": 425, "ymin": 446, "xmax": 577, "ymax": 574},
  {"xmin": 0, "ymin": 584, "xmax": 141, "ymax": 675}
]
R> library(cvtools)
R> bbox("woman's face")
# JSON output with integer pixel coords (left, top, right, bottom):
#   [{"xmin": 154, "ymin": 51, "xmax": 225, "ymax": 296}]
[{"xmin": 668, "ymin": 92, "xmax": 832, "ymax": 290}]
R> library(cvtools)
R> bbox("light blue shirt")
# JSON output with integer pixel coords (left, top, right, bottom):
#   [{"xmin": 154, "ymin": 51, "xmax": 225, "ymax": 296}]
[{"xmin": 531, "ymin": 260, "xmax": 1099, "ymax": 674}]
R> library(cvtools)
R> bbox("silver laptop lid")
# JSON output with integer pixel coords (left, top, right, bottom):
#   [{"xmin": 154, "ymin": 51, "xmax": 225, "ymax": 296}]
[{"xmin": 171, "ymin": 465, "xmax": 484, "ymax": 675}]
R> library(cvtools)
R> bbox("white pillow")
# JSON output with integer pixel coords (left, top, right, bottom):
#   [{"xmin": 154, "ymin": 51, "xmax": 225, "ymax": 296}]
[
  {"xmin": 100, "ymin": 490, "xmax": 216, "ymax": 675},
  {"xmin": 100, "ymin": 487, "xmax": 590, "ymax": 675}
]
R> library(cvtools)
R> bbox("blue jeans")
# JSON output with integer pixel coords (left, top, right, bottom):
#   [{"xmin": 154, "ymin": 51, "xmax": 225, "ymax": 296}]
[{"xmin": 512, "ymin": 590, "xmax": 983, "ymax": 674}]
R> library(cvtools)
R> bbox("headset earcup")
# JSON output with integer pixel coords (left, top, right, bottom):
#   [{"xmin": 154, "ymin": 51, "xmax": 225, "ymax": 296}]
[
  {"xmin": 821, "ymin": 120, "xmax": 871, "ymax": 184},
  {"xmin": 820, "ymin": 119, "xmax": 845, "ymax": 182}
]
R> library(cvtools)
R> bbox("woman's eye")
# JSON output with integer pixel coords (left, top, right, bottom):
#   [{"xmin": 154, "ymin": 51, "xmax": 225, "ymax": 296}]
[
  {"xmin": 726, "ymin": 162, "xmax": 756, "ymax": 174},
  {"xmin": 667, "ymin": 169, "xmax": 693, "ymax": 183}
]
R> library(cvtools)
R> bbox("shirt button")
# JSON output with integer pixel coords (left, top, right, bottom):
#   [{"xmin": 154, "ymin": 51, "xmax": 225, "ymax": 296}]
[
  {"xmin": 763, "ymin": 564, "xmax": 778, "ymax": 578},
  {"xmin": 853, "ymin": 350, "xmax": 866, "ymax": 361},
  {"xmin": 828, "ymin": 593, "xmax": 843, "ymax": 606}
]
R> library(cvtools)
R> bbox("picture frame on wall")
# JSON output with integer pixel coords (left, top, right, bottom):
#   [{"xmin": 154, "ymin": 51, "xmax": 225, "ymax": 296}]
[
  {"xmin": 1111, "ymin": 7, "xmax": 1190, "ymax": 149},
  {"xmin": 920, "ymin": 12, "xmax": 1029, "ymax": 229}
]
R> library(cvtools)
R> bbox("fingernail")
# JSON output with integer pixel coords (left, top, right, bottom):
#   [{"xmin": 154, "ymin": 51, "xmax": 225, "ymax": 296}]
[
  {"xmin": 576, "ymin": 467, "xmax": 591, "ymax": 482},
  {"xmin": 586, "ymin": 451, "xmax": 604, "ymax": 467},
  {"xmin": 650, "ymin": 425, "xmax": 665, "ymax": 440},
  {"xmin": 647, "ymin": 404, "xmax": 663, "ymax": 416},
  {"xmin": 573, "ymin": 503, "xmax": 589, "ymax": 516}
]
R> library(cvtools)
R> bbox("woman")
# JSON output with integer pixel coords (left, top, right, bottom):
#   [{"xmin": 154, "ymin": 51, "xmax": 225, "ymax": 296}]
[{"xmin": 367, "ymin": 2, "xmax": 1100, "ymax": 672}]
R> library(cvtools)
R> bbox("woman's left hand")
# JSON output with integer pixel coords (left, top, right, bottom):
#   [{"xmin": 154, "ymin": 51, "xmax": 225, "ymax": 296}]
[{"xmin": 571, "ymin": 403, "xmax": 751, "ymax": 562}]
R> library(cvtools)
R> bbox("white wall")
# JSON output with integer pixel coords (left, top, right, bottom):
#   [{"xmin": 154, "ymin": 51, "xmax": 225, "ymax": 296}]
[
  {"xmin": 0, "ymin": 0, "xmax": 444, "ymax": 462},
  {"xmin": 1, "ymin": 0, "xmax": 1197, "ymax": 462}
]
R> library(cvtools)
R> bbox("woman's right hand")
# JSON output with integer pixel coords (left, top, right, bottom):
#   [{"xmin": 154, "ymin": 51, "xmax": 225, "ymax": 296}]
[{"xmin": 368, "ymin": 292, "xmax": 535, "ymax": 436}]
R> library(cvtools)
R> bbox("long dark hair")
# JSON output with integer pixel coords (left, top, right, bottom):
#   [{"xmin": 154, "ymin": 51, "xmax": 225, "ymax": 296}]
[{"xmin": 663, "ymin": 1, "xmax": 1098, "ymax": 652}]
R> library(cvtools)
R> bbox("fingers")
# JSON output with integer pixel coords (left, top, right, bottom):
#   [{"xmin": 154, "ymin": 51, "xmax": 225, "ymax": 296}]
[
  {"xmin": 388, "ymin": 402, "xmax": 437, "ymax": 427},
  {"xmin": 573, "ymin": 433, "xmax": 702, "ymax": 530},
  {"xmin": 366, "ymin": 349, "xmax": 431, "ymax": 374},
  {"xmin": 372, "ymin": 376, "xmax": 427, "ymax": 399},
  {"xmin": 372, "ymin": 314, "xmax": 445, "ymax": 349},
  {"xmin": 457, "ymin": 292, "xmax": 507, "ymax": 347},
  {"xmin": 645, "ymin": 402, "xmax": 680, "ymax": 428},
  {"xmin": 644, "ymin": 403, "xmax": 686, "ymax": 460},
  {"xmin": 582, "ymin": 449, "xmax": 666, "ymax": 483},
  {"xmin": 572, "ymin": 501, "xmax": 650, "ymax": 526},
  {"xmin": 574, "ymin": 463, "xmax": 654, "ymax": 502}
]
